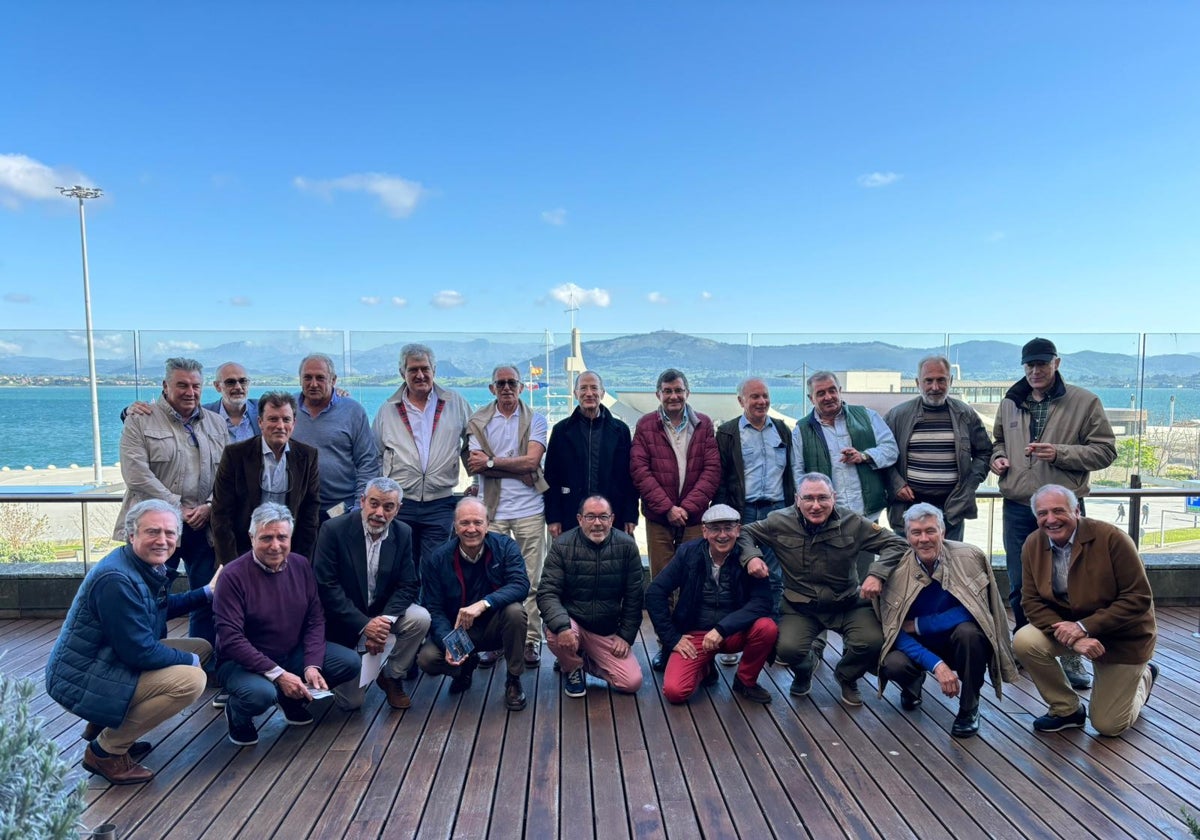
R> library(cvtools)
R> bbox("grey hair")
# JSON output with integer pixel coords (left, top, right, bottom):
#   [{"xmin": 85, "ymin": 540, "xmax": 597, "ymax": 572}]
[
  {"xmin": 575, "ymin": 370, "xmax": 605, "ymax": 391},
  {"xmin": 455, "ymin": 495, "xmax": 488, "ymax": 520},
  {"xmin": 364, "ymin": 476, "xmax": 403, "ymax": 501},
  {"xmin": 656, "ymin": 368, "xmax": 689, "ymax": 391},
  {"xmin": 125, "ymin": 499, "xmax": 182, "ymax": 539},
  {"xmin": 795, "ymin": 472, "xmax": 835, "ymax": 494},
  {"xmin": 902, "ymin": 502, "xmax": 945, "ymax": 531},
  {"xmin": 806, "ymin": 371, "xmax": 840, "ymax": 395},
  {"xmin": 299, "ymin": 353, "xmax": 337, "ymax": 378},
  {"xmin": 737, "ymin": 377, "xmax": 768, "ymax": 398},
  {"xmin": 164, "ymin": 357, "xmax": 203, "ymax": 379},
  {"xmin": 491, "ymin": 364, "xmax": 520, "ymax": 381},
  {"xmin": 249, "ymin": 502, "xmax": 294, "ymax": 538},
  {"xmin": 916, "ymin": 355, "xmax": 953, "ymax": 381},
  {"xmin": 1030, "ymin": 484, "xmax": 1079, "ymax": 516},
  {"xmin": 400, "ymin": 343, "xmax": 436, "ymax": 373}
]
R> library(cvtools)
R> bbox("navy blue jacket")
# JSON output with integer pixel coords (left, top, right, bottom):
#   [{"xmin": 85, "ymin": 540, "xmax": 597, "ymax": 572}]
[
  {"xmin": 45, "ymin": 545, "xmax": 208, "ymax": 728},
  {"xmin": 420, "ymin": 532, "xmax": 530, "ymax": 650},
  {"xmin": 645, "ymin": 538, "xmax": 774, "ymax": 651}
]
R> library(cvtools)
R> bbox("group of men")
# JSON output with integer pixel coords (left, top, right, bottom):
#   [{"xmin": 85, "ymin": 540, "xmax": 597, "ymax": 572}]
[{"xmin": 47, "ymin": 338, "xmax": 1160, "ymax": 787}]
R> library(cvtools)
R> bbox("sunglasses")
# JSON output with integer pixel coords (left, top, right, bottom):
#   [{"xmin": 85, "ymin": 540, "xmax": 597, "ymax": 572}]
[
  {"xmin": 493, "ymin": 379, "xmax": 520, "ymax": 389},
  {"xmin": 222, "ymin": 378, "xmax": 249, "ymax": 387}
]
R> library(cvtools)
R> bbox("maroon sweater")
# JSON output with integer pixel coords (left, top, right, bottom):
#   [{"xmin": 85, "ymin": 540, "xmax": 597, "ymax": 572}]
[
  {"xmin": 630, "ymin": 409, "xmax": 721, "ymax": 527},
  {"xmin": 214, "ymin": 551, "xmax": 326, "ymax": 673}
]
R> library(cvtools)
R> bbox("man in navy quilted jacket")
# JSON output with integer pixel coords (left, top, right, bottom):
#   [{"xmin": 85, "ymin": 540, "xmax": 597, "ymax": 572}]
[{"xmin": 45, "ymin": 499, "xmax": 215, "ymax": 786}]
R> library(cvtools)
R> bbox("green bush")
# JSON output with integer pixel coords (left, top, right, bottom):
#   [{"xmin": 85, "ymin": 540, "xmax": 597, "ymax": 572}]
[
  {"xmin": 0, "ymin": 668, "xmax": 87, "ymax": 839},
  {"xmin": 0, "ymin": 538, "xmax": 58, "ymax": 564}
]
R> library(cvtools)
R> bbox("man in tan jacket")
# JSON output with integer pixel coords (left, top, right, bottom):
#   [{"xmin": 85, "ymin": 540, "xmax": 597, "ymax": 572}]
[{"xmin": 877, "ymin": 503, "xmax": 1017, "ymax": 738}]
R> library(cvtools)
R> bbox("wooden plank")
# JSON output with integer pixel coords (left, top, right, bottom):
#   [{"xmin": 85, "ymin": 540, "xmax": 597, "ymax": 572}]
[
  {"xmin": 585, "ymin": 686, "xmax": 628, "ymax": 840},
  {"xmin": 511, "ymin": 654, "xmax": 558, "ymax": 840}
]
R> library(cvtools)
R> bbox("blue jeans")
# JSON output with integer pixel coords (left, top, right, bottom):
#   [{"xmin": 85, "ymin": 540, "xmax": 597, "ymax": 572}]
[
  {"xmin": 742, "ymin": 498, "xmax": 786, "ymax": 620},
  {"xmin": 218, "ymin": 642, "xmax": 360, "ymax": 726},
  {"xmin": 167, "ymin": 523, "xmax": 216, "ymax": 645},
  {"xmin": 396, "ymin": 495, "xmax": 456, "ymax": 579},
  {"xmin": 1002, "ymin": 500, "xmax": 1039, "ymax": 629}
]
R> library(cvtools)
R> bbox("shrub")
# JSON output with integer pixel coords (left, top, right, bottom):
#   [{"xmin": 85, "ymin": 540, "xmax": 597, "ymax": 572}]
[
  {"xmin": 0, "ymin": 668, "xmax": 87, "ymax": 840},
  {"xmin": 0, "ymin": 538, "xmax": 58, "ymax": 564}
]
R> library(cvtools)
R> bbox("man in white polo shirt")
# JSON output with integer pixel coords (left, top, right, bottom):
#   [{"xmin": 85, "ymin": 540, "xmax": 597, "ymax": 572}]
[{"xmin": 466, "ymin": 364, "xmax": 549, "ymax": 666}]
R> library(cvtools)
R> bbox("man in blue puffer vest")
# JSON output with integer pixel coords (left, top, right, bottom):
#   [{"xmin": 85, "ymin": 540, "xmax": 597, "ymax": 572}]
[{"xmin": 45, "ymin": 499, "xmax": 215, "ymax": 785}]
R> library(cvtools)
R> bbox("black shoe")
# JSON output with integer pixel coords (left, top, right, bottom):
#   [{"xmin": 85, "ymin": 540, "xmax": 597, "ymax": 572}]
[
  {"xmin": 838, "ymin": 679, "xmax": 863, "ymax": 707},
  {"xmin": 701, "ymin": 663, "xmax": 719, "ymax": 687},
  {"xmin": 226, "ymin": 707, "xmax": 259, "ymax": 746},
  {"xmin": 1148, "ymin": 661, "xmax": 1159, "ymax": 689},
  {"xmin": 278, "ymin": 697, "xmax": 313, "ymax": 726},
  {"xmin": 211, "ymin": 689, "xmax": 229, "ymax": 709},
  {"xmin": 449, "ymin": 654, "xmax": 479, "ymax": 695},
  {"xmin": 1033, "ymin": 702, "xmax": 1086, "ymax": 732},
  {"xmin": 732, "ymin": 679, "xmax": 772, "ymax": 704},
  {"xmin": 789, "ymin": 669, "xmax": 812, "ymax": 697},
  {"xmin": 652, "ymin": 648, "xmax": 667, "ymax": 672},
  {"xmin": 900, "ymin": 688, "xmax": 923, "ymax": 711},
  {"xmin": 81, "ymin": 723, "xmax": 152, "ymax": 760},
  {"xmin": 477, "ymin": 650, "xmax": 499, "ymax": 669},
  {"xmin": 951, "ymin": 706, "xmax": 980, "ymax": 738},
  {"xmin": 505, "ymin": 676, "xmax": 527, "ymax": 711}
]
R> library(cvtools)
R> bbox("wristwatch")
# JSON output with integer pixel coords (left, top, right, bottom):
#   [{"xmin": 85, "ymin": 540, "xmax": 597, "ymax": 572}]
[{"xmin": 486, "ymin": 457, "xmax": 495, "ymax": 469}]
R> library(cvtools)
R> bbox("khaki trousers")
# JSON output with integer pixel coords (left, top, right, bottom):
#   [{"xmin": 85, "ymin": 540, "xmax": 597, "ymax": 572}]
[
  {"xmin": 490, "ymin": 514, "xmax": 546, "ymax": 646},
  {"xmin": 98, "ymin": 637, "xmax": 211, "ymax": 755},
  {"xmin": 1013, "ymin": 624, "xmax": 1154, "ymax": 736}
]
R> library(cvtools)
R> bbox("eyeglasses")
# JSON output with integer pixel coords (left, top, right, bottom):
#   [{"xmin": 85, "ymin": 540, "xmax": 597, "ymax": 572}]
[
  {"xmin": 799, "ymin": 494, "xmax": 833, "ymax": 504},
  {"xmin": 703, "ymin": 523, "xmax": 739, "ymax": 533},
  {"xmin": 493, "ymin": 379, "xmax": 520, "ymax": 389},
  {"xmin": 222, "ymin": 377, "xmax": 249, "ymax": 387},
  {"xmin": 580, "ymin": 513, "xmax": 613, "ymax": 523}
]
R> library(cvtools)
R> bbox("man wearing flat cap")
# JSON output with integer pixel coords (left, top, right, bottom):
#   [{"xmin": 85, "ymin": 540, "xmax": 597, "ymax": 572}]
[
  {"xmin": 645, "ymin": 503, "xmax": 779, "ymax": 705},
  {"xmin": 990, "ymin": 338, "xmax": 1116, "ymax": 689}
]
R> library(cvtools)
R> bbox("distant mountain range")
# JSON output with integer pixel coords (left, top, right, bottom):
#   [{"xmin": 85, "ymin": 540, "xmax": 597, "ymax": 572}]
[{"xmin": 3, "ymin": 331, "xmax": 1199, "ymax": 388}]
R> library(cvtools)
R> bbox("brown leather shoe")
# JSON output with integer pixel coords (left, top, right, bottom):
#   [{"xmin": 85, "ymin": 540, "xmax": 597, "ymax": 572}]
[
  {"xmin": 80, "ymin": 723, "xmax": 152, "ymax": 760},
  {"xmin": 82, "ymin": 743, "xmax": 154, "ymax": 785},
  {"xmin": 504, "ymin": 676, "xmax": 527, "ymax": 711},
  {"xmin": 524, "ymin": 642, "xmax": 541, "ymax": 666},
  {"xmin": 376, "ymin": 673, "xmax": 412, "ymax": 710}
]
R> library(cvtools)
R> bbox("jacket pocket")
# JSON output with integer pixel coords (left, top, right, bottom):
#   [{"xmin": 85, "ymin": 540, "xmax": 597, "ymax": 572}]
[{"xmin": 144, "ymin": 429, "xmax": 177, "ymax": 465}]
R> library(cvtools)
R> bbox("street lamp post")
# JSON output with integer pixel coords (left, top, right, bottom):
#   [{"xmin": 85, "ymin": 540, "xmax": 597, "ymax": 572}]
[{"xmin": 57, "ymin": 185, "xmax": 105, "ymax": 485}]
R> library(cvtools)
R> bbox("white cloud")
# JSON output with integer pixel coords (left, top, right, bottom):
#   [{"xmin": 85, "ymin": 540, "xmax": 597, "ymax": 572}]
[
  {"xmin": 700, "ymin": 291, "xmax": 713, "ymax": 301},
  {"xmin": 391, "ymin": 296, "xmax": 407, "ymax": 307},
  {"xmin": 0, "ymin": 339, "xmax": 23, "ymax": 356},
  {"xmin": 152, "ymin": 340, "xmax": 201, "ymax": 355},
  {"xmin": 857, "ymin": 172, "xmax": 901, "ymax": 188},
  {"xmin": 4, "ymin": 292, "xmax": 32, "ymax": 303},
  {"xmin": 0, "ymin": 153, "xmax": 94, "ymax": 209},
  {"xmin": 360, "ymin": 296, "xmax": 381, "ymax": 306},
  {"xmin": 293, "ymin": 172, "xmax": 427, "ymax": 218},
  {"xmin": 298, "ymin": 325, "xmax": 338, "ymax": 340},
  {"xmin": 66, "ymin": 332, "xmax": 129, "ymax": 353},
  {"xmin": 541, "ymin": 208, "xmax": 567, "ymax": 226},
  {"xmin": 432, "ymin": 290, "xmax": 465, "ymax": 309},
  {"xmin": 549, "ymin": 282, "xmax": 610, "ymax": 308},
  {"xmin": 647, "ymin": 291, "xmax": 669, "ymax": 305},
  {"xmin": 229, "ymin": 296, "xmax": 252, "ymax": 307}
]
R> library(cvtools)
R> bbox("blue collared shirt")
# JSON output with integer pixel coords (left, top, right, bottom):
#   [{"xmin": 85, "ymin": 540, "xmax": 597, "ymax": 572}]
[{"xmin": 739, "ymin": 415, "xmax": 786, "ymax": 503}]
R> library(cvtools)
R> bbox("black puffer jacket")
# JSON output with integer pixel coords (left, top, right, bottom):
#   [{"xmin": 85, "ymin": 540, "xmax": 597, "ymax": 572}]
[{"xmin": 537, "ymin": 528, "xmax": 644, "ymax": 642}]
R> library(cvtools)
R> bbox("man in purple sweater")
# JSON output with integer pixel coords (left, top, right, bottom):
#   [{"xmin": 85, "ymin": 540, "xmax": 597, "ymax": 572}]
[{"xmin": 214, "ymin": 502, "xmax": 360, "ymax": 746}]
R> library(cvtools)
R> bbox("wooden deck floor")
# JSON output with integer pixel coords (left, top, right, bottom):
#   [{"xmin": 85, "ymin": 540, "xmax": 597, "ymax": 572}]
[{"xmin": 6, "ymin": 608, "xmax": 1200, "ymax": 839}]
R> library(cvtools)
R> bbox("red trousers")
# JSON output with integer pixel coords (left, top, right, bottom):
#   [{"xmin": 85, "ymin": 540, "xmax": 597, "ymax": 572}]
[{"xmin": 662, "ymin": 617, "xmax": 779, "ymax": 704}]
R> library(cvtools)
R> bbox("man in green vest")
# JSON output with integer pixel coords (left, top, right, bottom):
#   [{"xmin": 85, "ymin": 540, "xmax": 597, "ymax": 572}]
[{"xmin": 792, "ymin": 371, "xmax": 898, "ymax": 578}]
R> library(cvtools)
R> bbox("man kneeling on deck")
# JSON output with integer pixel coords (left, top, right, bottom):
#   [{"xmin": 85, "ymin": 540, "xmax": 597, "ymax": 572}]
[
  {"xmin": 877, "ymin": 503, "xmax": 1017, "ymax": 738},
  {"xmin": 538, "ymin": 495, "xmax": 644, "ymax": 698},
  {"xmin": 1014, "ymin": 484, "xmax": 1158, "ymax": 736},
  {"xmin": 417, "ymin": 497, "xmax": 531, "ymax": 711},
  {"xmin": 646, "ymin": 504, "xmax": 778, "ymax": 704},
  {"xmin": 46, "ymin": 499, "xmax": 216, "ymax": 785},
  {"xmin": 215, "ymin": 503, "xmax": 360, "ymax": 746}
]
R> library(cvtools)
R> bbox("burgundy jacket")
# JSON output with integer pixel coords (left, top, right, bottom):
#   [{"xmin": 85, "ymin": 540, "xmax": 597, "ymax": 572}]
[{"xmin": 630, "ymin": 408, "xmax": 720, "ymax": 527}]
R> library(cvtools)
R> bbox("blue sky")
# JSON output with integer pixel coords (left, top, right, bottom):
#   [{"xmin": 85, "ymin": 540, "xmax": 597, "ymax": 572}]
[{"xmin": 2, "ymin": 3, "xmax": 1198, "ymax": 342}]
